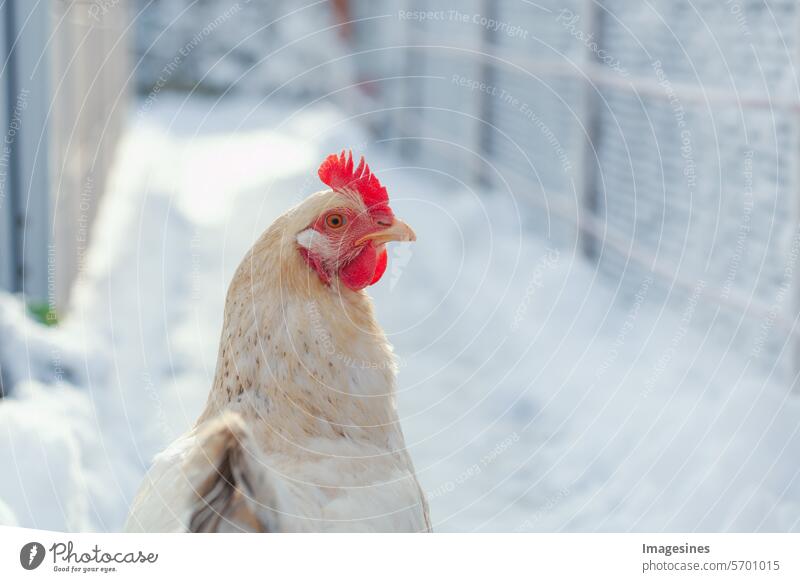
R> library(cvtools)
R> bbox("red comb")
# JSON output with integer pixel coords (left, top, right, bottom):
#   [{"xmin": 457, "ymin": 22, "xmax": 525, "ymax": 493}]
[{"xmin": 318, "ymin": 150, "xmax": 389, "ymax": 211}]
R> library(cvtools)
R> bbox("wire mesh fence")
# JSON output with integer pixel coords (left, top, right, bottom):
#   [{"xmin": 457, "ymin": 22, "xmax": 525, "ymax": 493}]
[{"xmin": 343, "ymin": 0, "xmax": 800, "ymax": 382}]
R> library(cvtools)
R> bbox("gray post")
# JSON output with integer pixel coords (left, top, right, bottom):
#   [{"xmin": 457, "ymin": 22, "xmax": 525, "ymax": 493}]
[
  {"xmin": 1, "ymin": 0, "xmax": 51, "ymax": 306},
  {"xmin": 0, "ymin": 0, "xmax": 13, "ymax": 293},
  {"xmin": 577, "ymin": 0, "xmax": 603, "ymax": 260}
]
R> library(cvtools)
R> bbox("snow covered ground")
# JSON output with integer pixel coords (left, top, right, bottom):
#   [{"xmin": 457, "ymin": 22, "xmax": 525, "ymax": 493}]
[{"xmin": 1, "ymin": 95, "xmax": 799, "ymax": 532}]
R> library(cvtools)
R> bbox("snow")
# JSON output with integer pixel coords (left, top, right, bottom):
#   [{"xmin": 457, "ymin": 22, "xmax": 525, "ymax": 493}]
[{"xmin": 1, "ymin": 94, "xmax": 800, "ymax": 532}]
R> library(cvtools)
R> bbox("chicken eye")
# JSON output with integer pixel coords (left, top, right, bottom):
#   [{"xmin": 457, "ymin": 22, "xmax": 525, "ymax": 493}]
[{"xmin": 326, "ymin": 213, "xmax": 346, "ymax": 229}]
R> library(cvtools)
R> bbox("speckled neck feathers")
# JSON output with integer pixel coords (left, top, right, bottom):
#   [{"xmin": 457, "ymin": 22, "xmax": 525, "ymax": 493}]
[{"xmin": 198, "ymin": 207, "xmax": 403, "ymax": 452}]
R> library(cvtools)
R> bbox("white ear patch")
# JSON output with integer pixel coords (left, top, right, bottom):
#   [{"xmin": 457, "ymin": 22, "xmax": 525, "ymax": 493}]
[{"xmin": 297, "ymin": 228, "xmax": 334, "ymax": 258}]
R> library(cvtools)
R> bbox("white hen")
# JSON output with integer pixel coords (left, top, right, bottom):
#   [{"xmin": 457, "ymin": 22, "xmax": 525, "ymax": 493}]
[{"xmin": 124, "ymin": 152, "xmax": 430, "ymax": 532}]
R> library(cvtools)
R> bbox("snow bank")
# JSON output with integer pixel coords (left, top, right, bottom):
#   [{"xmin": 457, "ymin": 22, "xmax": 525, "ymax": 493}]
[
  {"xmin": 0, "ymin": 295, "xmax": 93, "ymax": 391},
  {"xmin": 0, "ymin": 295, "xmax": 118, "ymax": 530}
]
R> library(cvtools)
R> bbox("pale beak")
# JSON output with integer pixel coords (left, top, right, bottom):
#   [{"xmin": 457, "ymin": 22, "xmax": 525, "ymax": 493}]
[{"xmin": 356, "ymin": 218, "xmax": 417, "ymax": 246}]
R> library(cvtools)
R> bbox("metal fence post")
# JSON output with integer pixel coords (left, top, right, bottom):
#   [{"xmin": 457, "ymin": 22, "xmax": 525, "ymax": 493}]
[
  {"xmin": 1, "ymin": 0, "xmax": 51, "ymax": 306},
  {"xmin": 476, "ymin": 0, "xmax": 496, "ymax": 188},
  {"xmin": 577, "ymin": 0, "xmax": 603, "ymax": 260},
  {"xmin": 0, "ymin": 0, "xmax": 13, "ymax": 293}
]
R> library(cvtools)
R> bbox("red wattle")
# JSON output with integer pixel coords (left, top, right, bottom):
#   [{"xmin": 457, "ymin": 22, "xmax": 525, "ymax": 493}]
[
  {"xmin": 339, "ymin": 245, "xmax": 386, "ymax": 291},
  {"xmin": 370, "ymin": 247, "xmax": 388, "ymax": 285}
]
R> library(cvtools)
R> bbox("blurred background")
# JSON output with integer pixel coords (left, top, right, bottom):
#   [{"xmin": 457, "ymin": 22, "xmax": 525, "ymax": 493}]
[{"xmin": 1, "ymin": 0, "xmax": 800, "ymax": 532}]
